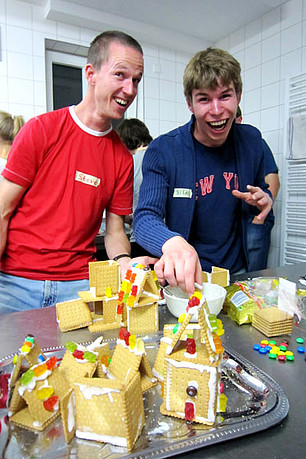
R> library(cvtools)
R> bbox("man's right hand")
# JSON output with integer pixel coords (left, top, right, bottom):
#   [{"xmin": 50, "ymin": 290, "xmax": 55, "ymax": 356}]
[{"xmin": 154, "ymin": 236, "xmax": 202, "ymax": 295}]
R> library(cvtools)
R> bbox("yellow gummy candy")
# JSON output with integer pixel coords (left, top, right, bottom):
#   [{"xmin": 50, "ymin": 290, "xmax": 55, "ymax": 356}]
[
  {"xmin": 13, "ymin": 355, "xmax": 18, "ymax": 364},
  {"xmin": 37, "ymin": 385, "xmax": 54, "ymax": 400},
  {"xmin": 216, "ymin": 319, "xmax": 223, "ymax": 328},
  {"xmin": 193, "ymin": 291, "xmax": 202, "ymax": 300},
  {"xmin": 129, "ymin": 334, "xmax": 136, "ymax": 349},
  {"xmin": 216, "ymin": 328, "xmax": 224, "ymax": 336},
  {"xmin": 219, "ymin": 393, "xmax": 228, "ymax": 412},
  {"xmin": 178, "ymin": 313, "xmax": 186, "ymax": 323},
  {"xmin": 21, "ymin": 344, "xmax": 31, "ymax": 354},
  {"xmin": 127, "ymin": 296, "xmax": 135, "ymax": 307},
  {"xmin": 135, "ymin": 263, "xmax": 144, "ymax": 269},
  {"xmin": 121, "ymin": 280, "xmax": 128, "ymax": 291},
  {"xmin": 105, "ymin": 287, "xmax": 112, "ymax": 298},
  {"xmin": 135, "ymin": 338, "xmax": 145, "ymax": 353}
]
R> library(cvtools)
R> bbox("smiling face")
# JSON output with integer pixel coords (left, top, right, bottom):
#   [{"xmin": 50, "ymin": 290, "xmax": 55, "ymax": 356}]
[
  {"xmin": 86, "ymin": 42, "xmax": 144, "ymax": 129},
  {"xmin": 187, "ymin": 81, "xmax": 241, "ymax": 147}
]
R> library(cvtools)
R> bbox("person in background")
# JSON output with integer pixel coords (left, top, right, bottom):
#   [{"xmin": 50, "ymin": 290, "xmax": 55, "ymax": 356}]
[
  {"xmin": 0, "ymin": 111, "xmax": 25, "ymax": 175},
  {"xmin": 0, "ymin": 30, "xmax": 156, "ymax": 315},
  {"xmin": 117, "ymin": 118, "xmax": 153, "ymax": 258},
  {"xmin": 133, "ymin": 47, "xmax": 273, "ymax": 294},
  {"xmin": 236, "ymin": 106, "xmax": 280, "ymax": 271}
]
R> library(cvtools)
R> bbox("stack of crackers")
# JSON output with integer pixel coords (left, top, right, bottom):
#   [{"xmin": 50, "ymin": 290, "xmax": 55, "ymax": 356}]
[{"xmin": 252, "ymin": 307, "xmax": 293, "ymax": 337}]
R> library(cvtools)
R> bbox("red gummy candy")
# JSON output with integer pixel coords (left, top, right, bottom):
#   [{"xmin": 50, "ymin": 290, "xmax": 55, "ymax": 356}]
[
  {"xmin": 125, "ymin": 269, "xmax": 132, "ymax": 281},
  {"xmin": 119, "ymin": 327, "xmax": 127, "ymax": 340},
  {"xmin": 131, "ymin": 285, "xmax": 138, "ymax": 296},
  {"xmin": 43, "ymin": 395, "xmax": 59, "ymax": 412},
  {"xmin": 185, "ymin": 402, "xmax": 195, "ymax": 421},
  {"xmin": 73, "ymin": 349, "xmax": 84, "ymax": 360},
  {"xmin": 219, "ymin": 382, "xmax": 224, "ymax": 394},
  {"xmin": 118, "ymin": 291, "xmax": 124, "ymax": 302},
  {"xmin": 130, "ymin": 273, "xmax": 136, "ymax": 283},
  {"xmin": 186, "ymin": 338, "xmax": 196, "ymax": 354},
  {"xmin": 117, "ymin": 304, "xmax": 123, "ymax": 315},
  {"xmin": 119, "ymin": 328, "xmax": 130, "ymax": 345},
  {"xmin": 46, "ymin": 356, "xmax": 57, "ymax": 370}
]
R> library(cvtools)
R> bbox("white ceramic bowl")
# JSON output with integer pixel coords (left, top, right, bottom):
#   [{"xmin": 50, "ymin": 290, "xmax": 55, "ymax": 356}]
[{"xmin": 163, "ymin": 283, "xmax": 226, "ymax": 322}]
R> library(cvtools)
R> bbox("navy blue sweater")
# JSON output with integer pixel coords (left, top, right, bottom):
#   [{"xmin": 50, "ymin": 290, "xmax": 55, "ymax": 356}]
[{"xmin": 133, "ymin": 116, "xmax": 269, "ymax": 270}]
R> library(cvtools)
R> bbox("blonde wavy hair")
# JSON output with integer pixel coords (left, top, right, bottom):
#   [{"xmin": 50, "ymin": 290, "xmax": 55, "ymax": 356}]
[{"xmin": 0, "ymin": 111, "xmax": 25, "ymax": 160}]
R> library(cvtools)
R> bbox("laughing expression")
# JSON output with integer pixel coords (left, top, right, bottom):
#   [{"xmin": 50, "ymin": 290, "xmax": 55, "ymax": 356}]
[
  {"xmin": 90, "ymin": 42, "xmax": 144, "ymax": 128},
  {"xmin": 187, "ymin": 82, "xmax": 241, "ymax": 147}
]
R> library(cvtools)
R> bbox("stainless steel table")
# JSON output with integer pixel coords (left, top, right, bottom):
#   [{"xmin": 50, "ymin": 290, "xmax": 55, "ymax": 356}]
[{"xmin": 1, "ymin": 262, "xmax": 305, "ymax": 458}]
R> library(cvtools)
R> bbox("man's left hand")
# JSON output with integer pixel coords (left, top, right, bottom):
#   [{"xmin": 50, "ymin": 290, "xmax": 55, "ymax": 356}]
[{"xmin": 232, "ymin": 185, "xmax": 273, "ymax": 221}]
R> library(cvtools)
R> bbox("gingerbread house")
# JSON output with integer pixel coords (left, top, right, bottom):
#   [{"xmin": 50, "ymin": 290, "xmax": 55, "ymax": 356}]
[
  {"xmin": 9, "ymin": 356, "xmax": 70, "ymax": 431},
  {"xmin": 118, "ymin": 263, "xmax": 160, "ymax": 335},
  {"xmin": 202, "ymin": 266, "xmax": 230, "ymax": 288},
  {"xmin": 56, "ymin": 260, "xmax": 123, "ymax": 333},
  {"xmin": 60, "ymin": 331, "xmax": 151, "ymax": 450},
  {"xmin": 153, "ymin": 289, "xmax": 224, "ymax": 425}
]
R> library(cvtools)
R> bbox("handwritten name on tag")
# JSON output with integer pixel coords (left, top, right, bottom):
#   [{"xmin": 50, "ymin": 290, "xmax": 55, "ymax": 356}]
[
  {"xmin": 75, "ymin": 171, "xmax": 101, "ymax": 188},
  {"xmin": 173, "ymin": 188, "xmax": 192, "ymax": 198}
]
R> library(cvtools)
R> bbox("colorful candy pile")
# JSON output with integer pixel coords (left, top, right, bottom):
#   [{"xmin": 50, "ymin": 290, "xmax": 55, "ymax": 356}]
[
  {"xmin": 253, "ymin": 337, "xmax": 305, "ymax": 362},
  {"xmin": 117, "ymin": 263, "xmax": 146, "ymax": 312},
  {"xmin": 20, "ymin": 334, "xmax": 35, "ymax": 355}
]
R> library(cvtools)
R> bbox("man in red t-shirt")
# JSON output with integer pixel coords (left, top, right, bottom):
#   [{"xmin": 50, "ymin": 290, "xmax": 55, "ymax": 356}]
[{"xmin": 0, "ymin": 31, "xmax": 156, "ymax": 314}]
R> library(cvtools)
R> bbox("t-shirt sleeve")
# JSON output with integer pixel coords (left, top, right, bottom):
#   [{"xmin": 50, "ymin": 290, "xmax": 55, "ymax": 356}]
[
  {"xmin": 2, "ymin": 117, "xmax": 46, "ymax": 188},
  {"xmin": 107, "ymin": 140, "xmax": 134, "ymax": 215},
  {"xmin": 262, "ymin": 139, "xmax": 278, "ymax": 175}
]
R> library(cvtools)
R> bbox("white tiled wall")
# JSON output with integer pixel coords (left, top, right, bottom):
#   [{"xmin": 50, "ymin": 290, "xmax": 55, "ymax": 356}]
[{"xmin": 1, "ymin": 0, "xmax": 306, "ymax": 268}]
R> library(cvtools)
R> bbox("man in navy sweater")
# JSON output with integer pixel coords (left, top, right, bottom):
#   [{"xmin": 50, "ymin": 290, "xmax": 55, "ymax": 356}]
[{"xmin": 133, "ymin": 47, "xmax": 273, "ymax": 294}]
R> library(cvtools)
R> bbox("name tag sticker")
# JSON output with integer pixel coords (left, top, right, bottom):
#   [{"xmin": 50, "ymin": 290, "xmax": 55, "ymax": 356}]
[
  {"xmin": 75, "ymin": 170, "xmax": 101, "ymax": 188},
  {"xmin": 173, "ymin": 188, "xmax": 192, "ymax": 198}
]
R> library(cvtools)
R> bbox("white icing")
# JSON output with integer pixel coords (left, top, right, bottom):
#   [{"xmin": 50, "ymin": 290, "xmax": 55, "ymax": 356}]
[
  {"xmin": 33, "ymin": 420, "xmax": 43, "ymax": 427},
  {"xmin": 161, "ymin": 337, "xmax": 172, "ymax": 344},
  {"xmin": 76, "ymin": 429, "xmax": 128, "ymax": 447},
  {"xmin": 142, "ymin": 290, "xmax": 159, "ymax": 299},
  {"xmin": 75, "ymin": 383, "xmax": 120, "ymax": 400},
  {"xmin": 87, "ymin": 336, "xmax": 104, "ymax": 350},
  {"xmin": 67, "ymin": 392, "xmax": 75, "ymax": 432},
  {"xmin": 184, "ymin": 352, "xmax": 198, "ymax": 359},
  {"xmin": 104, "ymin": 295, "xmax": 118, "ymax": 302}
]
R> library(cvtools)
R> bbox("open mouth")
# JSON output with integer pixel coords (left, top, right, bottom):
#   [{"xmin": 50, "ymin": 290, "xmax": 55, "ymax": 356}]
[
  {"xmin": 115, "ymin": 98, "xmax": 128, "ymax": 107},
  {"xmin": 207, "ymin": 119, "xmax": 227, "ymax": 130}
]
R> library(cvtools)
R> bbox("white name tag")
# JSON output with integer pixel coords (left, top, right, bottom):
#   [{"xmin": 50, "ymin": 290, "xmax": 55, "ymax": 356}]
[
  {"xmin": 75, "ymin": 170, "xmax": 101, "ymax": 188},
  {"xmin": 173, "ymin": 188, "xmax": 192, "ymax": 198}
]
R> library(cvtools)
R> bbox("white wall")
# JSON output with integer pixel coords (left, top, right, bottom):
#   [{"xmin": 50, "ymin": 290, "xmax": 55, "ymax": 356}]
[{"xmin": 1, "ymin": 0, "xmax": 305, "ymax": 267}]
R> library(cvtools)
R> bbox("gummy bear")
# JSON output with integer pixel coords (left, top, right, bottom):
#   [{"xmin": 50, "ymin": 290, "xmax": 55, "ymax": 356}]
[
  {"xmin": 20, "ymin": 369, "xmax": 34, "ymax": 386},
  {"xmin": 129, "ymin": 334, "xmax": 136, "ymax": 350},
  {"xmin": 73, "ymin": 349, "xmax": 84, "ymax": 360},
  {"xmin": 83, "ymin": 351, "xmax": 96, "ymax": 363},
  {"xmin": 178, "ymin": 313, "xmax": 186, "ymax": 323},
  {"xmin": 131, "ymin": 285, "xmax": 138, "ymax": 296},
  {"xmin": 65, "ymin": 341, "xmax": 77, "ymax": 353},
  {"xmin": 185, "ymin": 401, "xmax": 195, "ymax": 421},
  {"xmin": 33, "ymin": 363, "xmax": 47, "ymax": 377},
  {"xmin": 101, "ymin": 354, "xmax": 109, "ymax": 367},
  {"xmin": 186, "ymin": 338, "xmax": 196, "ymax": 354},
  {"xmin": 117, "ymin": 303, "xmax": 123, "ymax": 315},
  {"xmin": 46, "ymin": 356, "xmax": 57, "ymax": 370},
  {"xmin": 37, "ymin": 385, "xmax": 54, "ymax": 400},
  {"xmin": 105, "ymin": 287, "xmax": 112, "ymax": 298},
  {"xmin": 43, "ymin": 395, "xmax": 59, "ymax": 412}
]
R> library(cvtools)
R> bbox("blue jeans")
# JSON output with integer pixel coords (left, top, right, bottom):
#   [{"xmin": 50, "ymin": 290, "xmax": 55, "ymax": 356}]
[{"xmin": 0, "ymin": 272, "xmax": 89, "ymax": 315}]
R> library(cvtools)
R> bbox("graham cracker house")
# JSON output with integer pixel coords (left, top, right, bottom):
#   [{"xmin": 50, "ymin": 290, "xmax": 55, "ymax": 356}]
[
  {"xmin": 60, "ymin": 331, "xmax": 151, "ymax": 450},
  {"xmin": 9, "ymin": 356, "xmax": 70, "ymax": 431},
  {"xmin": 202, "ymin": 266, "xmax": 230, "ymax": 288},
  {"xmin": 118, "ymin": 263, "xmax": 160, "ymax": 335},
  {"xmin": 153, "ymin": 290, "xmax": 224, "ymax": 425}
]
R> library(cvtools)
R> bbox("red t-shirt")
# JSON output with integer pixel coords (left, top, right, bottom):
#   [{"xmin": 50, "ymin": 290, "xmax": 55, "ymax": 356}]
[{"xmin": 1, "ymin": 107, "xmax": 133, "ymax": 280}]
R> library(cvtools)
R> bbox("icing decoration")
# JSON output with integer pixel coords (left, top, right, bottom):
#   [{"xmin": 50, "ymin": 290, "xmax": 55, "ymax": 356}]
[
  {"xmin": 173, "ymin": 324, "xmax": 180, "ymax": 334},
  {"xmin": 184, "ymin": 401, "xmax": 195, "ymax": 421},
  {"xmin": 186, "ymin": 385, "xmax": 198, "ymax": 397},
  {"xmin": 178, "ymin": 313, "xmax": 186, "ymax": 323},
  {"xmin": 65, "ymin": 341, "xmax": 97, "ymax": 363}
]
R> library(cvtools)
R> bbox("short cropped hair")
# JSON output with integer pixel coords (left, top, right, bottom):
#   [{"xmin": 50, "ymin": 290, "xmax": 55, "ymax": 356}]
[
  {"xmin": 0, "ymin": 111, "xmax": 25, "ymax": 143},
  {"xmin": 87, "ymin": 30, "xmax": 143, "ymax": 69},
  {"xmin": 184, "ymin": 47, "xmax": 242, "ymax": 103},
  {"xmin": 117, "ymin": 118, "xmax": 152, "ymax": 151}
]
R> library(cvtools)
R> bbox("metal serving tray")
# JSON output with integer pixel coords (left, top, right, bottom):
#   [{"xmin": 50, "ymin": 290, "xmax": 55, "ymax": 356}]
[{"xmin": 0, "ymin": 334, "xmax": 289, "ymax": 459}]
